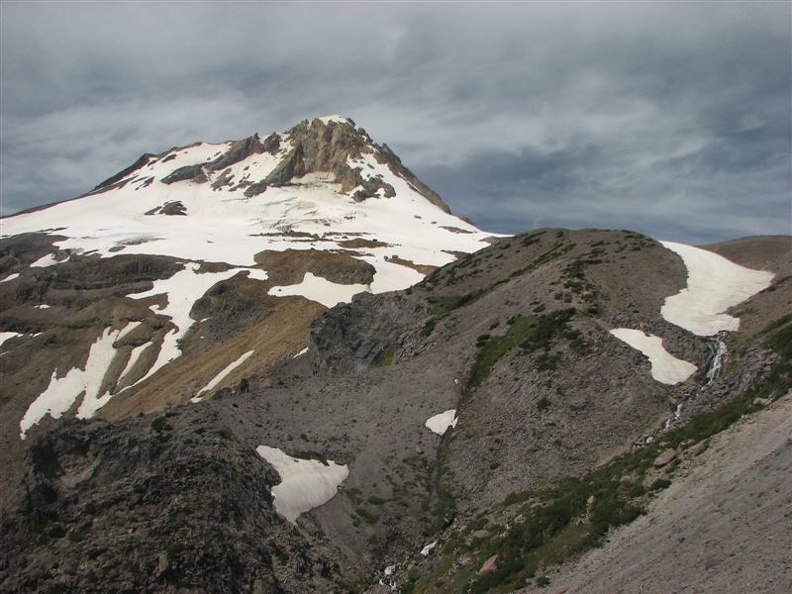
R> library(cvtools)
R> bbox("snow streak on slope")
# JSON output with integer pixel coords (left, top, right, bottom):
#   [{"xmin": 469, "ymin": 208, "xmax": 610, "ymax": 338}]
[
  {"xmin": 609, "ymin": 329, "xmax": 697, "ymax": 385},
  {"xmin": 660, "ymin": 241, "xmax": 774, "ymax": 336},
  {"xmin": 255, "ymin": 445, "xmax": 349, "ymax": 524},
  {"xmin": 191, "ymin": 349, "xmax": 255, "ymax": 402},
  {"xmin": 20, "ymin": 327, "xmax": 123, "ymax": 438},
  {"xmin": 0, "ymin": 331, "xmax": 23, "ymax": 347},
  {"xmin": 127, "ymin": 263, "xmax": 267, "ymax": 383}
]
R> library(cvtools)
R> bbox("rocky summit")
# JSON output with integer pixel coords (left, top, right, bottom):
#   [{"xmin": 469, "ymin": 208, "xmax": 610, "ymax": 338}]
[{"xmin": 1, "ymin": 117, "xmax": 790, "ymax": 593}]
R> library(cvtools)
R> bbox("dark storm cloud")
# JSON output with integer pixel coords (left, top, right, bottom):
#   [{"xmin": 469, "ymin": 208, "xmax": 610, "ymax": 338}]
[{"xmin": 1, "ymin": 1, "xmax": 789, "ymax": 243}]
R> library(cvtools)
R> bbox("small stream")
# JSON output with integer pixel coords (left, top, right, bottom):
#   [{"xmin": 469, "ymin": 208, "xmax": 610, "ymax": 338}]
[
  {"xmin": 663, "ymin": 334, "xmax": 728, "ymax": 432},
  {"xmin": 706, "ymin": 335, "xmax": 728, "ymax": 384}
]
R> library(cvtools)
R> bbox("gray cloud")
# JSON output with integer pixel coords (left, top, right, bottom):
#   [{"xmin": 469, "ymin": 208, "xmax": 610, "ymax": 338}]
[{"xmin": 1, "ymin": 1, "xmax": 789, "ymax": 243}]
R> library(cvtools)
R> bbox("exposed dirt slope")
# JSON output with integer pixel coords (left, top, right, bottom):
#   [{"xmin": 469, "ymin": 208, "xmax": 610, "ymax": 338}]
[{"xmin": 520, "ymin": 391, "xmax": 792, "ymax": 594}]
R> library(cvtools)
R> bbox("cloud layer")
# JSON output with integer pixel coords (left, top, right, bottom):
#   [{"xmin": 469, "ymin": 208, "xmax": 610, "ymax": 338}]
[{"xmin": 2, "ymin": 2, "xmax": 789, "ymax": 243}]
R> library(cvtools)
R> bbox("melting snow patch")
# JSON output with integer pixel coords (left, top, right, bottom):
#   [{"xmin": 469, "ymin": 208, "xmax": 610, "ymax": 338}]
[
  {"xmin": 20, "ymin": 326, "xmax": 124, "ymax": 438},
  {"xmin": 255, "ymin": 445, "xmax": 349, "ymax": 524},
  {"xmin": 128, "ymin": 263, "xmax": 267, "ymax": 383},
  {"xmin": 1, "ymin": 272, "xmax": 20, "ymax": 283},
  {"xmin": 660, "ymin": 241, "xmax": 774, "ymax": 336},
  {"xmin": 420, "ymin": 541, "xmax": 438, "ymax": 556},
  {"xmin": 30, "ymin": 253, "xmax": 61, "ymax": 268},
  {"xmin": 268, "ymin": 272, "xmax": 370, "ymax": 308},
  {"xmin": 425, "ymin": 409, "xmax": 458, "ymax": 435},
  {"xmin": 293, "ymin": 347, "xmax": 309, "ymax": 358},
  {"xmin": 191, "ymin": 350, "xmax": 254, "ymax": 402},
  {"xmin": 609, "ymin": 328, "xmax": 697, "ymax": 385},
  {"xmin": 0, "ymin": 332, "xmax": 23, "ymax": 348}
]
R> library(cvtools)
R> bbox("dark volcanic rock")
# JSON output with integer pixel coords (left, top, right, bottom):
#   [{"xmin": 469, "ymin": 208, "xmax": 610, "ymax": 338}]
[
  {"xmin": 161, "ymin": 163, "xmax": 208, "ymax": 185},
  {"xmin": 309, "ymin": 292, "xmax": 430, "ymax": 374},
  {"xmin": 92, "ymin": 153, "xmax": 156, "ymax": 192},
  {"xmin": 0, "ymin": 413, "xmax": 343, "ymax": 594}
]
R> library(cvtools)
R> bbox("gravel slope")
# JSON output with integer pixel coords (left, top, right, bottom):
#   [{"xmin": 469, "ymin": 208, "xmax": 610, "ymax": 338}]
[{"xmin": 520, "ymin": 391, "xmax": 792, "ymax": 594}]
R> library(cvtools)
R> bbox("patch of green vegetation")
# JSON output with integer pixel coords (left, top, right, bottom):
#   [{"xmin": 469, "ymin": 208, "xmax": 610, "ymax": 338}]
[
  {"xmin": 354, "ymin": 507, "xmax": 379, "ymax": 525},
  {"xmin": 59, "ymin": 318, "xmax": 102, "ymax": 330},
  {"xmin": 427, "ymin": 291, "xmax": 485, "ymax": 317},
  {"xmin": 402, "ymin": 454, "xmax": 458, "ymax": 535},
  {"xmin": 422, "ymin": 318, "xmax": 436, "ymax": 337},
  {"xmin": 379, "ymin": 344, "xmax": 397, "ymax": 367},
  {"xmin": 165, "ymin": 541, "xmax": 186, "ymax": 557},
  {"xmin": 467, "ymin": 309, "xmax": 577, "ymax": 391},
  {"xmin": 150, "ymin": 416, "xmax": 172, "ymax": 433},
  {"xmin": 459, "ymin": 320, "xmax": 792, "ymax": 593},
  {"xmin": 468, "ymin": 315, "xmax": 534, "ymax": 389},
  {"xmin": 518, "ymin": 309, "xmax": 576, "ymax": 353},
  {"xmin": 344, "ymin": 487, "xmax": 363, "ymax": 505}
]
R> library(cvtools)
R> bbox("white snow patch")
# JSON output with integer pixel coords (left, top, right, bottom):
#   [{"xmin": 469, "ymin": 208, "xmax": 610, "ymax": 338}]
[
  {"xmin": 20, "ymin": 327, "xmax": 123, "ymax": 438},
  {"xmin": 128, "ymin": 263, "xmax": 267, "ymax": 382},
  {"xmin": 118, "ymin": 342, "xmax": 151, "ymax": 384},
  {"xmin": 34, "ymin": 304, "xmax": 51, "ymax": 309},
  {"xmin": 425, "ymin": 409, "xmax": 458, "ymax": 435},
  {"xmin": 420, "ymin": 541, "xmax": 438, "ymax": 556},
  {"xmin": 191, "ymin": 349, "xmax": 254, "ymax": 402},
  {"xmin": 1, "ymin": 331, "xmax": 23, "ymax": 347},
  {"xmin": 268, "ymin": 272, "xmax": 370, "ymax": 308},
  {"xmin": 30, "ymin": 253, "xmax": 61, "ymax": 268},
  {"xmin": 609, "ymin": 328, "xmax": 697, "ymax": 385},
  {"xmin": 293, "ymin": 347, "xmax": 309, "ymax": 358},
  {"xmin": 1, "ymin": 272, "xmax": 20, "ymax": 283},
  {"xmin": 660, "ymin": 241, "xmax": 774, "ymax": 336},
  {"xmin": 316, "ymin": 114, "xmax": 349, "ymax": 125},
  {"xmin": 255, "ymin": 445, "xmax": 349, "ymax": 524}
]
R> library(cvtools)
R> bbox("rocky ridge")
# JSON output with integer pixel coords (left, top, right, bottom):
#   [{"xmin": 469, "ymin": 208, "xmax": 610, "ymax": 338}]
[
  {"xmin": 1, "ymin": 227, "xmax": 789, "ymax": 593},
  {"xmin": 1, "ymin": 117, "xmax": 790, "ymax": 592}
]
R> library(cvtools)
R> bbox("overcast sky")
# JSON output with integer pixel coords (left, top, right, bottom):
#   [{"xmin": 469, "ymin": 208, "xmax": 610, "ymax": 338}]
[{"xmin": 1, "ymin": 1, "xmax": 790, "ymax": 244}]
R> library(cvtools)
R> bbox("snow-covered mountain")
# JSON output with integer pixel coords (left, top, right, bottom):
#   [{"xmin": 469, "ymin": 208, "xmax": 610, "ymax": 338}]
[
  {"xmin": 6, "ymin": 115, "xmax": 491, "ymax": 281},
  {"xmin": 0, "ymin": 115, "xmax": 789, "ymax": 594},
  {"xmin": 1, "ymin": 115, "xmax": 496, "ymax": 436}
]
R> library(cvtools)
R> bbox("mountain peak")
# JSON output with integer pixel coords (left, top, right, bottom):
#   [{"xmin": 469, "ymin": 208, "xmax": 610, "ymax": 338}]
[
  {"xmin": 314, "ymin": 114, "xmax": 354, "ymax": 126},
  {"xmin": 82, "ymin": 115, "xmax": 451, "ymax": 213}
]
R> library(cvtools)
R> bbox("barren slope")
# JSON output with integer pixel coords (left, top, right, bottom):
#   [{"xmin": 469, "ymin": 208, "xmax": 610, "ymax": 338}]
[{"xmin": 520, "ymin": 391, "xmax": 792, "ymax": 594}]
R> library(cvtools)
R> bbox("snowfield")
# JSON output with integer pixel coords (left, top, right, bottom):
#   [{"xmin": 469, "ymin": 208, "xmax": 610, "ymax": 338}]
[
  {"xmin": 0, "ymin": 331, "xmax": 23, "ymax": 348},
  {"xmin": 20, "ymin": 327, "xmax": 124, "ymax": 438},
  {"xmin": 609, "ymin": 328, "xmax": 697, "ymax": 385},
  {"xmin": 5, "ymin": 119, "xmax": 498, "ymax": 439},
  {"xmin": 608, "ymin": 241, "xmax": 773, "ymax": 386},
  {"xmin": 660, "ymin": 241, "xmax": 774, "ymax": 336},
  {"xmin": 255, "ymin": 445, "xmax": 349, "ymax": 524},
  {"xmin": 268, "ymin": 272, "xmax": 370, "ymax": 308}
]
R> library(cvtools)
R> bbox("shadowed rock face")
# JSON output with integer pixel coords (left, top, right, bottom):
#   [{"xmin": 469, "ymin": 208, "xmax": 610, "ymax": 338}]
[{"xmin": 0, "ymin": 414, "xmax": 344, "ymax": 594}]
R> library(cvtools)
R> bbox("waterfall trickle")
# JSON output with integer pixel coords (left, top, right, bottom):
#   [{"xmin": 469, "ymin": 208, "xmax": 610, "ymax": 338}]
[{"xmin": 707, "ymin": 335, "xmax": 728, "ymax": 384}]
